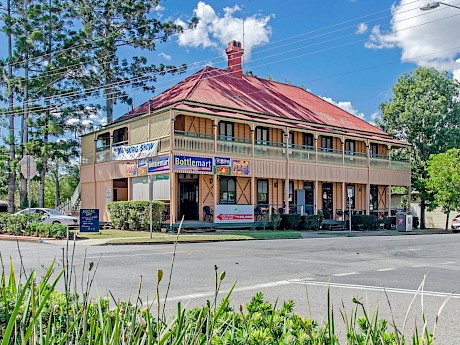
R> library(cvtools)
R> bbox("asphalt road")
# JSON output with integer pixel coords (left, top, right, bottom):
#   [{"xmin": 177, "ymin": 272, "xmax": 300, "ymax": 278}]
[{"xmin": 1, "ymin": 233, "xmax": 460, "ymax": 343}]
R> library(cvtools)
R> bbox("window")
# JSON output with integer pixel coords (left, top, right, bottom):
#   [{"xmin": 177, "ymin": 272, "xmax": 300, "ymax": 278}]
[
  {"xmin": 257, "ymin": 179, "xmax": 268, "ymax": 204},
  {"xmin": 96, "ymin": 133, "xmax": 110, "ymax": 151},
  {"xmin": 370, "ymin": 143, "xmax": 378, "ymax": 158},
  {"xmin": 370, "ymin": 186, "xmax": 378, "ymax": 211},
  {"xmin": 113, "ymin": 127, "xmax": 128, "ymax": 145},
  {"xmin": 289, "ymin": 132, "xmax": 295, "ymax": 147},
  {"xmin": 283, "ymin": 180, "xmax": 295, "ymax": 204},
  {"xmin": 321, "ymin": 136, "xmax": 333, "ymax": 152},
  {"xmin": 346, "ymin": 185, "xmax": 355, "ymax": 209},
  {"xmin": 304, "ymin": 182, "xmax": 314, "ymax": 214},
  {"xmin": 345, "ymin": 139, "xmax": 355, "ymax": 155},
  {"xmin": 220, "ymin": 177, "xmax": 236, "ymax": 204},
  {"xmin": 219, "ymin": 121, "xmax": 234, "ymax": 141},
  {"xmin": 304, "ymin": 133, "xmax": 314, "ymax": 149},
  {"xmin": 256, "ymin": 127, "xmax": 269, "ymax": 145}
]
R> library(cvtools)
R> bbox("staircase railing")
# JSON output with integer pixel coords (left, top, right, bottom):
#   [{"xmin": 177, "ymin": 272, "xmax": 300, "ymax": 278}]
[{"xmin": 57, "ymin": 182, "xmax": 81, "ymax": 214}]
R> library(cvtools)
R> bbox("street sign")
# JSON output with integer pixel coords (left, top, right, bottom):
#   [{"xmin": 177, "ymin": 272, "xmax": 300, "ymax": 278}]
[
  {"xmin": 347, "ymin": 187, "xmax": 353, "ymax": 198},
  {"xmin": 20, "ymin": 155, "xmax": 37, "ymax": 179}
]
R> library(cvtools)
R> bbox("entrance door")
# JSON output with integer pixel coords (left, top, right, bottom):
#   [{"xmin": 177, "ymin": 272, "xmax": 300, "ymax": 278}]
[
  {"xmin": 179, "ymin": 177, "xmax": 199, "ymax": 221},
  {"xmin": 322, "ymin": 183, "xmax": 333, "ymax": 220}
]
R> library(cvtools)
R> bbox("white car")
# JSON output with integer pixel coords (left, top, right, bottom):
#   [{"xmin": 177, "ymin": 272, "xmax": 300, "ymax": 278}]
[
  {"xmin": 15, "ymin": 208, "xmax": 79, "ymax": 227},
  {"xmin": 452, "ymin": 215, "xmax": 460, "ymax": 233}
]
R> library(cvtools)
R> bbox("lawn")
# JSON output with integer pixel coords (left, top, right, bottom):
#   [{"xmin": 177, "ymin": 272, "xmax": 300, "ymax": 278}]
[{"xmin": 75, "ymin": 229, "xmax": 302, "ymax": 244}]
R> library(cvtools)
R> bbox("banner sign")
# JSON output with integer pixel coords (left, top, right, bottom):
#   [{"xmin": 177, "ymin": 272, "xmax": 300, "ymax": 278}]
[
  {"xmin": 126, "ymin": 162, "xmax": 137, "ymax": 177},
  {"xmin": 232, "ymin": 159, "xmax": 250, "ymax": 176},
  {"xmin": 112, "ymin": 141, "xmax": 158, "ymax": 161},
  {"xmin": 79, "ymin": 209, "xmax": 99, "ymax": 233},
  {"xmin": 215, "ymin": 166, "xmax": 231, "ymax": 175},
  {"xmin": 173, "ymin": 155, "xmax": 212, "ymax": 172},
  {"xmin": 148, "ymin": 156, "xmax": 170, "ymax": 173},
  {"xmin": 215, "ymin": 205, "xmax": 254, "ymax": 223}
]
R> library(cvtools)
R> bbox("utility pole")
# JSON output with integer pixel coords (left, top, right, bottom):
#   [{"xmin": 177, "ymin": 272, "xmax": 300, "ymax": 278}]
[{"xmin": 7, "ymin": 0, "xmax": 15, "ymax": 213}]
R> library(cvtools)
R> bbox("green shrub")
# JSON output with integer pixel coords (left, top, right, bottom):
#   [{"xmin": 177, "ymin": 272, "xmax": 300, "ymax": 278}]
[
  {"xmin": 351, "ymin": 215, "xmax": 377, "ymax": 230},
  {"xmin": 383, "ymin": 216, "xmax": 396, "ymax": 230},
  {"xmin": 299, "ymin": 214, "xmax": 324, "ymax": 230},
  {"xmin": 107, "ymin": 200, "xmax": 164, "ymax": 231},
  {"xmin": 0, "ymin": 213, "xmax": 67, "ymax": 238},
  {"xmin": 280, "ymin": 214, "xmax": 301, "ymax": 230},
  {"xmin": 271, "ymin": 214, "xmax": 281, "ymax": 230},
  {"xmin": 413, "ymin": 216, "xmax": 419, "ymax": 229}
]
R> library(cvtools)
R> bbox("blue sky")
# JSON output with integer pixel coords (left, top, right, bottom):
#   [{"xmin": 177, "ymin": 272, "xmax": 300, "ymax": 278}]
[
  {"xmin": 1, "ymin": 0, "xmax": 460, "ymax": 129},
  {"xmin": 141, "ymin": 0, "xmax": 460, "ymax": 125}
]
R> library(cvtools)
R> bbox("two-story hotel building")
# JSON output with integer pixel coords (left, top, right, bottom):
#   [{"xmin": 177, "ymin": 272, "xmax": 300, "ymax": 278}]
[{"xmin": 80, "ymin": 41, "xmax": 410, "ymax": 227}]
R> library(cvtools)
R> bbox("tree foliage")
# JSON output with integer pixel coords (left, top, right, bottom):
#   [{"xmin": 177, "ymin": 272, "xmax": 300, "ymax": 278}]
[
  {"xmin": 426, "ymin": 148, "xmax": 460, "ymax": 229},
  {"xmin": 379, "ymin": 67, "xmax": 460, "ymax": 228}
]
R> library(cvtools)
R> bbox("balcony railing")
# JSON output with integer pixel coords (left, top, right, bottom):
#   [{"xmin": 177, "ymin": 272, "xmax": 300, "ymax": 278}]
[
  {"xmin": 96, "ymin": 149, "xmax": 111, "ymax": 163},
  {"xmin": 289, "ymin": 145, "xmax": 316, "ymax": 162},
  {"xmin": 174, "ymin": 131, "xmax": 214, "ymax": 153},
  {"xmin": 344, "ymin": 152, "xmax": 368, "ymax": 168},
  {"xmin": 317, "ymin": 149, "xmax": 343, "ymax": 165},
  {"xmin": 254, "ymin": 141, "xmax": 285, "ymax": 159},
  {"xmin": 217, "ymin": 137, "xmax": 252, "ymax": 156}
]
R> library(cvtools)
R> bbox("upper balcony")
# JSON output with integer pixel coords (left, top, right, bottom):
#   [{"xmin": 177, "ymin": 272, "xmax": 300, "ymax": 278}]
[{"xmin": 173, "ymin": 131, "xmax": 410, "ymax": 172}]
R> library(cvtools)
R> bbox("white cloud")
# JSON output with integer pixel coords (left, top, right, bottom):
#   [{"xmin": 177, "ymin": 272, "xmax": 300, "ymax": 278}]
[
  {"xmin": 322, "ymin": 96, "xmax": 365, "ymax": 119},
  {"xmin": 365, "ymin": 0, "xmax": 460, "ymax": 77},
  {"xmin": 175, "ymin": 1, "xmax": 272, "ymax": 60},
  {"xmin": 158, "ymin": 52, "xmax": 172, "ymax": 61},
  {"xmin": 356, "ymin": 22, "xmax": 368, "ymax": 34},
  {"xmin": 370, "ymin": 112, "xmax": 381, "ymax": 125}
]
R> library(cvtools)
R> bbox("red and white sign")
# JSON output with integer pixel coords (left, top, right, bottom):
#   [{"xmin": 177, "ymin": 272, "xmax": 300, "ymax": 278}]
[{"xmin": 214, "ymin": 205, "xmax": 254, "ymax": 223}]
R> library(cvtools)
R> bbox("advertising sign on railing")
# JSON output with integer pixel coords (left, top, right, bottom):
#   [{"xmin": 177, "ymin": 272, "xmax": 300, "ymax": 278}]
[
  {"xmin": 126, "ymin": 162, "xmax": 137, "ymax": 177},
  {"xmin": 112, "ymin": 140, "xmax": 158, "ymax": 161},
  {"xmin": 173, "ymin": 155, "xmax": 212, "ymax": 172},
  {"xmin": 215, "ymin": 204, "xmax": 254, "ymax": 223},
  {"xmin": 214, "ymin": 157, "xmax": 231, "ymax": 175},
  {"xmin": 148, "ymin": 155, "xmax": 170, "ymax": 173},
  {"xmin": 232, "ymin": 159, "xmax": 250, "ymax": 176},
  {"xmin": 137, "ymin": 158, "xmax": 147, "ymax": 175}
]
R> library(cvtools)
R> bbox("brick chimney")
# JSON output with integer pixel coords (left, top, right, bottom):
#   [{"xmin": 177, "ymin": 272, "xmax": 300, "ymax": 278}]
[{"xmin": 226, "ymin": 40, "xmax": 244, "ymax": 78}]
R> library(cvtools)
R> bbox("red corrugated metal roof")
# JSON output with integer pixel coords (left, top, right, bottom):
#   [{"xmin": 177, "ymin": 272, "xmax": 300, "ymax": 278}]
[{"xmin": 116, "ymin": 66, "xmax": 390, "ymax": 137}]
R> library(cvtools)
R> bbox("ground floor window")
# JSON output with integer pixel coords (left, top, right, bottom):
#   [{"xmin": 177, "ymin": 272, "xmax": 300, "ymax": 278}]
[
  {"xmin": 220, "ymin": 177, "xmax": 236, "ymax": 204},
  {"xmin": 257, "ymin": 179, "xmax": 268, "ymax": 205}
]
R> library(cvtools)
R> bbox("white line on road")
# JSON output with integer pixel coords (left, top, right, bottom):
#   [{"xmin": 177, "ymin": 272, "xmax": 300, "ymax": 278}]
[
  {"xmin": 87, "ymin": 251, "xmax": 184, "ymax": 259},
  {"xmin": 412, "ymin": 264, "xmax": 428, "ymax": 268},
  {"xmin": 332, "ymin": 272, "xmax": 358, "ymax": 277},
  {"xmin": 439, "ymin": 261, "xmax": 456, "ymax": 265},
  {"xmin": 377, "ymin": 268, "xmax": 395, "ymax": 272},
  {"xmin": 289, "ymin": 280, "xmax": 460, "ymax": 299},
  {"xmin": 164, "ymin": 280, "xmax": 291, "ymax": 303},
  {"xmin": 407, "ymin": 248, "xmax": 422, "ymax": 251}
]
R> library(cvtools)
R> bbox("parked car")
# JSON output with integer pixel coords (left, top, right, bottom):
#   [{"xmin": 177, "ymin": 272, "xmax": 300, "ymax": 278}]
[
  {"xmin": 452, "ymin": 215, "xmax": 460, "ymax": 233},
  {"xmin": 15, "ymin": 208, "xmax": 79, "ymax": 227}
]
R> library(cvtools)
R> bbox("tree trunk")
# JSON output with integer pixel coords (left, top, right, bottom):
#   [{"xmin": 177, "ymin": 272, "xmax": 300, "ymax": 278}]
[
  {"xmin": 7, "ymin": 0, "xmax": 15, "ymax": 213},
  {"xmin": 445, "ymin": 212, "xmax": 450, "ymax": 231},
  {"xmin": 420, "ymin": 197, "xmax": 426, "ymax": 229},
  {"xmin": 20, "ymin": 0, "xmax": 29, "ymax": 209},
  {"xmin": 54, "ymin": 170, "xmax": 61, "ymax": 207}
]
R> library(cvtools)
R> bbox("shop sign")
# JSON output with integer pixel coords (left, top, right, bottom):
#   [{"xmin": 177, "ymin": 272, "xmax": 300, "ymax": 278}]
[
  {"xmin": 215, "ymin": 157, "xmax": 231, "ymax": 166},
  {"xmin": 79, "ymin": 209, "xmax": 99, "ymax": 233},
  {"xmin": 232, "ymin": 159, "xmax": 250, "ymax": 176},
  {"xmin": 215, "ymin": 166, "xmax": 231, "ymax": 175},
  {"xmin": 215, "ymin": 205, "xmax": 254, "ymax": 223},
  {"xmin": 148, "ymin": 156, "xmax": 170, "ymax": 173},
  {"xmin": 112, "ymin": 140, "xmax": 158, "ymax": 161},
  {"xmin": 126, "ymin": 162, "xmax": 137, "ymax": 177},
  {"xmin": 137, "ymin": 158, "xmax": 147, "ymax": 176},
  {"xmin": 152, "ymin": 174, "xmax": 169, "ymax": 180},
  {"xmin": 173, "ymin": 155, "xmax": 212, "ymax": 172}
]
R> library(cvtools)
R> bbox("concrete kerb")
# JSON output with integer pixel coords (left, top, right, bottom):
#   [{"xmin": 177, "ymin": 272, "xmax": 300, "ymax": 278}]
[{"xmin": 1, "ymin": 229, "xmax": 452, "ymax": 246}]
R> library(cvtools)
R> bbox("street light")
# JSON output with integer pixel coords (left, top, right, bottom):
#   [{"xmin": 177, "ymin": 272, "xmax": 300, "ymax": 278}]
[{"xmin": 420, "ymin": 1, "xmax": 460, "ymax": 10}]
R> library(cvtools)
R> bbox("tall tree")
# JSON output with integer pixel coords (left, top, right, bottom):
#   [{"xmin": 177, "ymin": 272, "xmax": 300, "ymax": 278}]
[
  {"xmin": 379, "ymin": 67, "xmax": 460, "ymax": 229},
  {"xmin": 426, "ymin": 148, "xmax": 460, "ymax": 230},
  {"xmin": 73, "ymin": 0, "xmax": 189, "ymax": 124}
]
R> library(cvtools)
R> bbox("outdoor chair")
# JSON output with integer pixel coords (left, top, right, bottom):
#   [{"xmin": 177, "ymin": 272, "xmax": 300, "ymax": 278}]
[{"xmin": 203, "ymin": 206, "xmax": 213, "ymax": 222}]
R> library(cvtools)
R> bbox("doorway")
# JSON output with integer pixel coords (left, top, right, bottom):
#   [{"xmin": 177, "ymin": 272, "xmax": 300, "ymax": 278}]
[
  {"xmin": 322, "ymin": 183, "xmax": 333, "ymax": 220},
  {"xmin": 178, "ymin": 174, "xmax": 199, "ymax": 221}
]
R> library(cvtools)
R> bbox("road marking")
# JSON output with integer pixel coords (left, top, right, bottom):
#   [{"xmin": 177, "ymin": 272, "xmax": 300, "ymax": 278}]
[
  {"xmin": 440, "ymin": 261, "xmax": 456, "ymax": 265},
  {"xmin": 289, "ymin": 280, "xmax": 460, "ymax": 299},
  {"xmin": 332, "ymin": 272, "xmax": 358, "ymax": 277},
  {"xmin": 377, "ymin": 268, "xmax": 395, "ymax": 272},
  {"xmin": 407, "ymin": 248, "xmax": 422, "ymax": 251},
  {"xmin": 164, "ymin": 280, "xmax": 291, "ymax": 302},
  {"xmin": 412, "ymin": 264, "xmax": 428, "ymax": 268},
  {"xmin": 87, "ymin": 251, "xmax": 184, "ymax": 259}
]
